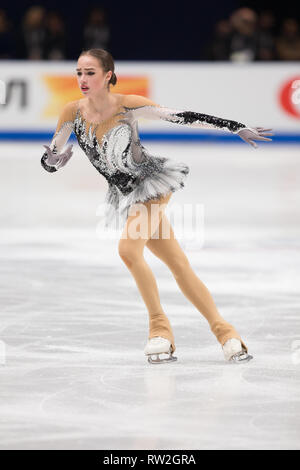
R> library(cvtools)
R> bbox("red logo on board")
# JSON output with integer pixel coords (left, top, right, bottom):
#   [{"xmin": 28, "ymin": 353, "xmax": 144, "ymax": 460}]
[{"xmin": 279, "ymin": 76, "xmax": 300, "ymax": 119}]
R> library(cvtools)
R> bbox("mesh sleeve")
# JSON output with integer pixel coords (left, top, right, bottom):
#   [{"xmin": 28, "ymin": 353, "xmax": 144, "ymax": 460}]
[
  {"xmin": 122, "ymin": 94, "xmax": 247, "ymax": 134},
  {"xmin": 41, "ymin": 101, "xmax": 75, "ymax": 173}
]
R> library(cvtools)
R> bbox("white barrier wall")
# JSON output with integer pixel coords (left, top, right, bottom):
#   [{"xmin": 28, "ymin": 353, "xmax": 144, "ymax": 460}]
[{"xmin": 0, "ymin": 60, "xmax": 299, "ymax": 136}]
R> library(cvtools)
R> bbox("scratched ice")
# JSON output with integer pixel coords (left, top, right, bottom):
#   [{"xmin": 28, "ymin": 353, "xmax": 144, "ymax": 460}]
[{"xmin": 0, "ymin": 142, "xmax": 299, "ymax": 450}]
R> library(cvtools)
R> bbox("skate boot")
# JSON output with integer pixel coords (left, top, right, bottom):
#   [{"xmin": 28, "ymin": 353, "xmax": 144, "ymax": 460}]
[
  {"xmin": 144, "ymin": 336, "xmax": 177, "ymax": 364},
  {"xmin": 223, "ymin": 338, "xmax": 253, "ymax": 363}
]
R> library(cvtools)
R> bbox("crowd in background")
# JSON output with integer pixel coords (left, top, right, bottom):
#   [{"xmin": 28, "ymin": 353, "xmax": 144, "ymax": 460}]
[
  {"xmin": 0, "ymin": 5, "xmax": 300, "ymax": 61},
  {"xmin": 204, "ymin": 7, "xmax": 300, "ymax": 61},
  {"xmin": 0, "ymin": 5, "xmax": 110, "ymax": 60}
]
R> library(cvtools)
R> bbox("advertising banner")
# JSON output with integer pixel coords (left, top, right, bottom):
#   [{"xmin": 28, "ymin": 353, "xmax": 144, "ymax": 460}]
[{"xmin": 0, "ymin": 61, "xmax": 299, "ymax": 142}]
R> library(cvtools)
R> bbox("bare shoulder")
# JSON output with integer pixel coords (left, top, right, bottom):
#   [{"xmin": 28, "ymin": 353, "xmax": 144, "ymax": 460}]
[
  {"xmin": 63, "ymin": 99, "xmax": 79, "ymax": 108},
  {"xmin": 122, "ymin": 94, "xmax": 159, "ymax": 108},
  {"xmin": 60, "ymin": 100, "xmax": 79, "ymax": 114}
]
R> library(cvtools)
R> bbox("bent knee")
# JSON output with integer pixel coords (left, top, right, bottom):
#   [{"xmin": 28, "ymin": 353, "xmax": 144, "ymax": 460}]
[{"xmin": 118, "ymin": 240, "xmax": 142, "ymax": 268}]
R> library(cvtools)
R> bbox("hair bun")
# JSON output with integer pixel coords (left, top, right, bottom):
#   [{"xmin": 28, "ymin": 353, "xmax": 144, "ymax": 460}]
[{"xmin": 110, "ymin": 71, "xmax": 117, "ymax": 86}]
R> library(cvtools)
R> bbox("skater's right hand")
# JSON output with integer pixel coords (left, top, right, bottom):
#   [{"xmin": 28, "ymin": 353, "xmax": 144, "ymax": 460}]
[
  {"xmin": 43, "ymin": 144, "xmax": 74, "ymax": 168},
  {"xmin": 236, "ymin": 127, "xmax": 274, "ymax": 149}
]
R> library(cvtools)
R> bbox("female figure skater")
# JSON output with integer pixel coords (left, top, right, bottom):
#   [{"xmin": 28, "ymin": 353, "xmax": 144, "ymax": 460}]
[{"xmin": 41, "ymin": 48, "xmax": 273, "ymax": 364}]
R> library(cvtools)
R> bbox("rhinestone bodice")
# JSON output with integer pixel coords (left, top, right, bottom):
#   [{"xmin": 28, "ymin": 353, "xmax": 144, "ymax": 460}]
[{"xmin": 73, "ymin": 107, "xmax": 167, "ymax": 196}]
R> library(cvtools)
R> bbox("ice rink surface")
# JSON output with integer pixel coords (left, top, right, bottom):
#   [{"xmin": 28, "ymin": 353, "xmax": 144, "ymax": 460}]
[{"xmin": 0, "ymin": 141, "xmax": 299, "ymax": 450}]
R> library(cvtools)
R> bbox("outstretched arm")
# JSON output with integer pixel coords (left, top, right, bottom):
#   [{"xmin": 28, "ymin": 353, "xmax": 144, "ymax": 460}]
[
  {"xmin": 121, "ymin": 95, "xmax": 274, "ymax": 148},
  {"xmin": 41, "ymin": 102, "xmax": 75, "ymax": 173}
]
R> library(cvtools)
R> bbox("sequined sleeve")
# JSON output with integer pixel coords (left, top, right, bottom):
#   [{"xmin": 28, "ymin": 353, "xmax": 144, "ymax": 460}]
[
  {"xmin": 41, "ymin": 101, "xmax": 75, "ymax": 172},
  {"xmin": 122, "ymin": 94, "xmax": 247, "ymax": 134}
]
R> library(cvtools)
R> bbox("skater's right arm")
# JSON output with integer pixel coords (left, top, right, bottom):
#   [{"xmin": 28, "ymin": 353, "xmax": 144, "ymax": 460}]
[{"xmin": 41, "ymin": 101, "xmax": 76, "ymax": 173}]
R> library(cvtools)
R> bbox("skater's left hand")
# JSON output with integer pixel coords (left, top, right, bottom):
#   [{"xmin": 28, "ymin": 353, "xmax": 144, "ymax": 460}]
[{"xmin": 236, "ymin": 127, "xmax": 274, "ymax": 149}]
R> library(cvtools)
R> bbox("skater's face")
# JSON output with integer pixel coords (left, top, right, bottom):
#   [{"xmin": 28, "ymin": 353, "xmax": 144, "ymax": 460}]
[{"xmin": 76, "ymin": 55, "xmax": 112, "ymax": 95}]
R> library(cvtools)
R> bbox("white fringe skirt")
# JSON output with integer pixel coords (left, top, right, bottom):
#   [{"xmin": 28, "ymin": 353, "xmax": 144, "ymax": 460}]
[{"xmin": 102, "ymin": 157, "xmax": 190, "ymax": 231}]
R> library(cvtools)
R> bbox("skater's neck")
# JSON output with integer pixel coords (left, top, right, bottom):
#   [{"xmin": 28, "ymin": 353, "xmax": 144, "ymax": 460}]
[{"xmin": 86, "ymin": 91, "xmax": 117, "ymax": 117}]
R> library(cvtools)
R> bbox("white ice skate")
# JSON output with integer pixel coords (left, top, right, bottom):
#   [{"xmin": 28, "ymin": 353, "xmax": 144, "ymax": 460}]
[
  {"xmin": 144, "ymin": 336, "xmax": 177, "ymax": 364},
  {"xmin": 223, "ymin": 338, "xmax": 253, "ymax": 363}
]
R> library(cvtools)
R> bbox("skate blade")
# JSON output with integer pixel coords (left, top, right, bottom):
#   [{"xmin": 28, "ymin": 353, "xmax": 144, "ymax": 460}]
[
  {"xmin": 147, "ymin": 350, "xmax": 178, "ymax": 364},
  {"xmin": 230, "ymin": 351, "xmax": 253, "ymax": 363}
]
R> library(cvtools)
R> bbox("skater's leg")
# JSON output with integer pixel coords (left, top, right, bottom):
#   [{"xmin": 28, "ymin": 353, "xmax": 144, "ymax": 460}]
[
  {"xmin": 118, "ymin": 192, "xmax": 176, "ymax": 353},
  {"xmin": 146, "ymin": 213, "xmax": 248, "ymax": 352}
]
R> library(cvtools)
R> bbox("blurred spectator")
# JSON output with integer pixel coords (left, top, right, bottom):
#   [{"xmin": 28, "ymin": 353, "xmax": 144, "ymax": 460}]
[
  {"xmin": 0, "ymin": 9, "xmax": 16, "ymax": 58},
  {"xmin": 256, "ymin": 10, "xmax": 276, "ymax": 60},
  {"xmin": 20, "ymin": 6, "xmax": 46, "ymax": 59},
  {"xmin": 276, "ymin": 18, "xmax": 300, "ymax": 60},
  {"xmin": 228, "ymin": 7, "xmax": 259, "ymax": 62},
  {"xmin": 204, "ymin": 19, "xmax": 232, "ymax": 60},
  {"xmin": 83, "ymin": 6, "xmax": 110, "ymax": 50},
  {"xmin": 44, "ymin": 11, "xmax": 67, "ymax": 60}
]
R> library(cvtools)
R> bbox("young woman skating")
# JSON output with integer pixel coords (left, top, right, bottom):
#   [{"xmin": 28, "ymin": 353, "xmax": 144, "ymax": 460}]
[{"xmin": 41, "ymin": 48, "xmax": 273, "ymax": 364}]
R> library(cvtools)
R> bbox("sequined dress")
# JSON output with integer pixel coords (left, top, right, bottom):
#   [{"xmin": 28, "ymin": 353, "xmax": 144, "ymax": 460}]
[{"xmin": 41, "ymin": 94, "xmax": 247, "ymax": 229}]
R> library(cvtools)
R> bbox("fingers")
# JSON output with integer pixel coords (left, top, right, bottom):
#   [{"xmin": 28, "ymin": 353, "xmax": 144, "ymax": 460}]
[
  {"xmin": 43, "ymin": 145, "xmax": 52, "ymax": 155},
  {"xmin": 240, "ymin": 135, "xmax": 257, "ymax": 148},
  {"xmin": 258, "ymin": 130, "xmax": 275, "ymax": 135},
  {"xmin": 55, "ymin": 149, "xmax": 74, "ymax": 168},
  {"xmin": 43, "ymin": 144, "xmax": 73, "ymax": 168},
  {"xmin": 55, "ymin": 159, "xmax": 63, "ymax": 169},
  {"xmin": 253, "ymin": 127, "xmax": 275, "ymax": 137},
  {"xmin": 57, "ymin": 158, "xmax": 68, "ymax": 169},
  {"xmin": 250, "ymin": 130, "xmax": 273, "ymax": 142},
  {"xmin": 239, "ymin": 126, "xmax": 274, "ymax": 147},
  {"xmin": 249, "ymin": 140, "xmax": 258, "ymax": 149},
  {"xmin": 258, "ymin": 131, "xmax": 275, "ymax": 137},
  {"xmin": 56, "ymin": 157, "xmax": 66, "ymax": 169},
  {"xmin": 256, "ymin": 136, "xmax": 273, "ymax": 141},
  {"xmin": 244, "ymin": 138, "xmax": 257, "ymax": 148},
  {"xmin": 43, "ymin": 145, "xmax": 57, "ymax": 161},
  {"xmin": 43, "ymin": 144, "xmax": 57, "ymax": 153}
]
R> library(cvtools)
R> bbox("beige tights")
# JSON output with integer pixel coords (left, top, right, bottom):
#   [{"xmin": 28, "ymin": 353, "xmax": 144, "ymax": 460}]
[{"xmin": 118, "ymin": 192, "xmax": 247, "ymax": 354}]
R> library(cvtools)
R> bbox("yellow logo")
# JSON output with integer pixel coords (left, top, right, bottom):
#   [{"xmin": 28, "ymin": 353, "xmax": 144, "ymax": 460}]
[{"xmin": 42, "ymin": 75, "xmax": 150, "ymax": 117}]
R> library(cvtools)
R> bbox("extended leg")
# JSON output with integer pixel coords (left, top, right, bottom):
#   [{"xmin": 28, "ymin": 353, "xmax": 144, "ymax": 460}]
[
  {"xmin": 146, "ymin": 213, "xmax": 248, "ymax": 353},
  {"xmin": 118, "ymin": 192, "xmax": 176, "ymax": 355}
]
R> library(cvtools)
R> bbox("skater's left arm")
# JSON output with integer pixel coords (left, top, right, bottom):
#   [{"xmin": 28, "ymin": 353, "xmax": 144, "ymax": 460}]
[{"xmin": 122, "ymin": 94, "xmax": 274, "ymax": 149}]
